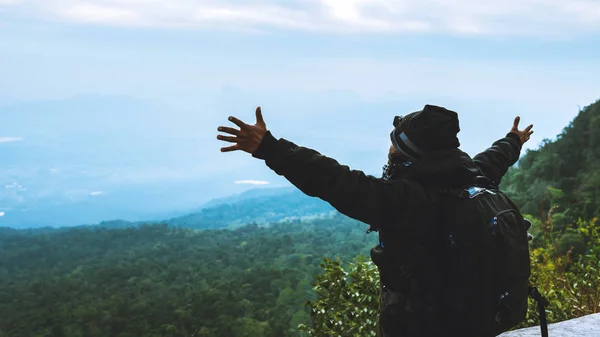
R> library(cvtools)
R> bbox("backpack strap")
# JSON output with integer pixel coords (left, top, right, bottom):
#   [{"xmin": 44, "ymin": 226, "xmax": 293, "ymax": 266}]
[{"xmin": 528, "ymin": 286, "xmax": 549, "ymax": 337}]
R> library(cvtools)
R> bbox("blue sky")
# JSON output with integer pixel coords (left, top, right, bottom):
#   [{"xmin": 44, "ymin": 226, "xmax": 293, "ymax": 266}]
[{"xmin": 1, "ymin": 0, "xmax": 600, "ymax": 225}]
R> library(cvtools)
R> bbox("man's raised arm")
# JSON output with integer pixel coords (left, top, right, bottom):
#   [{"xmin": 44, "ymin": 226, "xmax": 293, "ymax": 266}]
[
  {"xmin": 473, "ymin": 116, "xmax": 533, "ymax": 185},
  {"xmin": 216, "ymin": 107, "xmax": 419, "ymax": 227}
]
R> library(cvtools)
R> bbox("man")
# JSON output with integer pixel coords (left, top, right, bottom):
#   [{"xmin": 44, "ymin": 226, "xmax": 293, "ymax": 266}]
[{"xmin": 216, "ymin": 105, "xmax": 534, "ymax": 336}]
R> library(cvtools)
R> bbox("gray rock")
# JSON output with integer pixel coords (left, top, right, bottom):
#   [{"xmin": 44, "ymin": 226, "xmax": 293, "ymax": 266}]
[{"xmin": 500, "ymin": 313, "xmax": 600, "ymax": 337}]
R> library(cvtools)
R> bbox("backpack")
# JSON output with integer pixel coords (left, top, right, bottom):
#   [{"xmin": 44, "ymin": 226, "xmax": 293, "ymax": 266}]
[{"xmin": 436, "ymin": 177, "xmax": 549, "ymax": 337}]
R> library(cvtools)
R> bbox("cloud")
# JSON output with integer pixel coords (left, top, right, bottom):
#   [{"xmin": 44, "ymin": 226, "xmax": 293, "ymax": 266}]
[
  {"xmin": 0, "ymin": 0, "xmax": 18, "ymax": 6},
  {"xmin": 0, "ymin": 137, "xmax": 23, "ymax": 143},
  {"xmin": 5, "ymin": 182, "xmax": 25, "ymax": 190},
  {"xmin": 62, "ymin": 4, "xmax": 142, "ymax": 25},
  {"xmin": 0, "ymin": 212, "xmax": 4, "ymax": 217},
  {"xmin": 234, "ymin": 180, "xmax": 270, "ymax": 185},
  {"xmin": 5, "ymin": 0, "xmax": 600, "ymax": 36},
  {"xmin": 90, "ymin": 191, "xmax": 105, "ymax": 196}
]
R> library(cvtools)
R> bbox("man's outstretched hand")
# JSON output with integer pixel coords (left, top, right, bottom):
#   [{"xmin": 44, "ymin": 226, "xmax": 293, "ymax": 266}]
[
  {"xmin": 510, "ymin": 116, "xmax": 534, "ymax": 144},
  {"xmin": 217, "ymin": 106, "xmax": 268, "ymax": 154}
]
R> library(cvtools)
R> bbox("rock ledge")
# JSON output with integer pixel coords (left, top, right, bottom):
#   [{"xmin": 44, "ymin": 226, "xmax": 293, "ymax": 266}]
[{"xmin": 500, "ymin": 313, "xmax": 600, "ymax": 337}]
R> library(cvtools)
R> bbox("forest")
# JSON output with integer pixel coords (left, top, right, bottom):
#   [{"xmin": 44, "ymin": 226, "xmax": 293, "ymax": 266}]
[{"xmin": 1, "ymin": 99, "xmax": 599, "ymax": 337}]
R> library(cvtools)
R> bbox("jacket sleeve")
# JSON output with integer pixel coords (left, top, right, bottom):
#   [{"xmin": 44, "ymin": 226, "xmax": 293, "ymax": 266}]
[
  {"xmin": 251, "ymin": 131, "xmax": 421, "ymax": 227},
  {"xmin": 472, "ymin": 132, "xmax": 523, "ymax": 185}
]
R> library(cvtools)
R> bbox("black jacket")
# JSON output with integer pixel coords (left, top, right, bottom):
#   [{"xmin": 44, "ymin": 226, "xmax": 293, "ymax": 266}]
[{"xmin": 252, "ymin": 131, "xmax": 522, "ymax": 232}]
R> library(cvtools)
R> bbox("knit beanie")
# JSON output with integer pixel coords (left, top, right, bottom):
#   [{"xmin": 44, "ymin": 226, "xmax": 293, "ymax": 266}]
[{"xmin": 390, "ymin": 104, "xmax": 461, "ymax": 161}]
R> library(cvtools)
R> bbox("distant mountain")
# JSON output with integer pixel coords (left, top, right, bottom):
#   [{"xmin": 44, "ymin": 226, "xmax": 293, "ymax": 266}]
[
  {"xmin": 166, "ymin": 187, "xmax": 337, "ymax": 230},
  {"xmin": 197, "ymin": 186, "xmax": 296, "ymax": 209},
  {"xmin": 0, "ymin": 180, "xmax": 211, "ymax": 228},
  {"xmin": 19, "ymin": 186, "xmax": 338, "ymax": 232}
]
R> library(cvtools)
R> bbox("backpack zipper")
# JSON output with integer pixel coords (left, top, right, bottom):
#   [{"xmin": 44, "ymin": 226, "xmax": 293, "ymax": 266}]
[{"xmin": 489, "ymin": 209, "xmax": 518, "ymax": 236}]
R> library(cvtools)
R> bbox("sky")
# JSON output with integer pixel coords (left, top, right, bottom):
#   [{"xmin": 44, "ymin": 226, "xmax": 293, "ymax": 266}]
[{"xmin": 1, "ymin": 0, "xmax": 599, "ymax": 225}]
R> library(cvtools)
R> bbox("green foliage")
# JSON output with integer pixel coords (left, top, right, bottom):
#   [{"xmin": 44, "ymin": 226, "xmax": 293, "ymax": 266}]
[
  {"xmin": 299, "ymin": 255, "xmax": 379, "ymax": 337},
  {"xmin": 522, "ymin": 218, "xmax": 600, "ymax": 327},
  {"xmin": 556, "ymin": 229, "xmax": 586, "ymax": 256},
  {"xmin": 0, "ymin": 217, "xmax": 377, "ymax": 337},
  {"xmin": 502, "ymin": 100, "xmax": 600, "ymax": 221}
]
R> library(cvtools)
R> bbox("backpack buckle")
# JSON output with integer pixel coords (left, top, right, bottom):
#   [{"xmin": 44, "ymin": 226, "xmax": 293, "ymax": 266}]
[
  {"xmin": 466, "ymin": 186, "xmax": 496, "ymax": 199},
  {"xmin": 467, "ymin": 186, "xmax": 484, "ymax": 198}
]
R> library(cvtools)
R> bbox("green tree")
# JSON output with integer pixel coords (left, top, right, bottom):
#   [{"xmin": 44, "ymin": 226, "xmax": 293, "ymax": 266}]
[{"xmin": 300, "ymin": 255, "xmax": 379, "ymax": 337}]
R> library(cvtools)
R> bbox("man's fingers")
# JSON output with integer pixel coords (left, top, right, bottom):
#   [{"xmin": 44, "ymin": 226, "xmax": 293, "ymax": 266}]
[
  {"xmin": 228, "ymin": 116, "xmax": 249, "ymax": 129},
  {"xmin": 524, "ymin": 124, "xmax": 533, "ymax": 133},
  {"xmin": 221, "ymin": 144, "xmax": 240, "ymax": 152},
  {"xmin": 217, "ymin": 126, "xmax": 241, "ymax": 136},
  {"xmin": 513, "ymin": 116, "xmax": 520, "ymax": 129},
  {"xmin": 217, "ymin": 135, "xmax": 239, "ymax": 143},
  {"xmin": 256, "ymin": 106, "xmax": 265, "ymax": 126}
]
